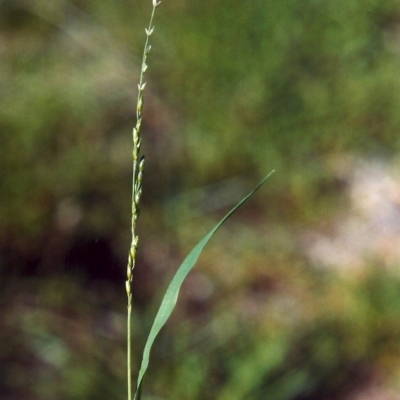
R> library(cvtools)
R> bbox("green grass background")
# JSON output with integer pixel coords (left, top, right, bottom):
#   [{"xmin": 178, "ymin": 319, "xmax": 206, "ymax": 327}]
[{"xmin": 1, "ymin": 0, "xmax": 400, "ymax": 399}]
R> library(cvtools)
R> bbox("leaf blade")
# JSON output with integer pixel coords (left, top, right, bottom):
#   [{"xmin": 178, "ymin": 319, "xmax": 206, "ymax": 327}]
[{"xmin": 134, "ymin": 170, "xmax": 274, "ymax": 399}]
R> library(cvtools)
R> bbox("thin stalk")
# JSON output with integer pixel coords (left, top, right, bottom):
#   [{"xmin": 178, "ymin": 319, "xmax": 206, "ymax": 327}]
[{"xmin": 126, "ymin": 2, "xmax": 160, "ymax": 400}]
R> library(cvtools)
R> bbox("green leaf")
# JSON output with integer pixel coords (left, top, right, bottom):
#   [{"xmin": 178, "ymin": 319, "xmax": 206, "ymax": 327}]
[{"xmin": 134, "ymin": 170, "xmax": 274, "ymax": 400}]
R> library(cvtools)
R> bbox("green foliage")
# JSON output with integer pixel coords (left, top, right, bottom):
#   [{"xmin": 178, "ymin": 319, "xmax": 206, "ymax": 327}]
[
  {"xmin": 156, "ymin": 0, "xmax": 400, "ymax": 186},
  {"xmin": 1, "ymin": 0, "xmax": 400, "ymax": 399}
]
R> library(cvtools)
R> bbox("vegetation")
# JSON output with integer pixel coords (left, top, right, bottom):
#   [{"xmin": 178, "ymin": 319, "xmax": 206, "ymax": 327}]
[{"xmin": 1, "ymin": 0, "xmax": 400, "ymax": 399}]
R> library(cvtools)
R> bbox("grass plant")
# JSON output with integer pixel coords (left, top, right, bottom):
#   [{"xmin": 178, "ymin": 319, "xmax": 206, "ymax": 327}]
[{"xmin": 126, "ymin": 2, "xmax": 273, "ymax": 399}]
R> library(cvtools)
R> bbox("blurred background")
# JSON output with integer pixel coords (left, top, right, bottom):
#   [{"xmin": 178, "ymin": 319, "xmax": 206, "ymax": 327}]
[{"xmin": 1, "ymin": 0, "xmax": 400, "ymax": 399}]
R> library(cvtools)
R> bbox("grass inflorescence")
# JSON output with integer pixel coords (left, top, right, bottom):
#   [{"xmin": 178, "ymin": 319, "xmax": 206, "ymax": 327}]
[{"xmin": 126, "ymin": 1, "xmax": 160, "ymax": 400}]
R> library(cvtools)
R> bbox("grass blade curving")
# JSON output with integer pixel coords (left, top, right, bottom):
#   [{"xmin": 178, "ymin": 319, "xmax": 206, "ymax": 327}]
[{"xmin": 134, "ymin": 170, "xmax": 275, "ymax": 400}]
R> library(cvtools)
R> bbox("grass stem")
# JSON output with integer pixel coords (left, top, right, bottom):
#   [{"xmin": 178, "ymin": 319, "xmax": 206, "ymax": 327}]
[{"xmin": 126, "ymin": 2, "xmax": 160, "ymax": 400}]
